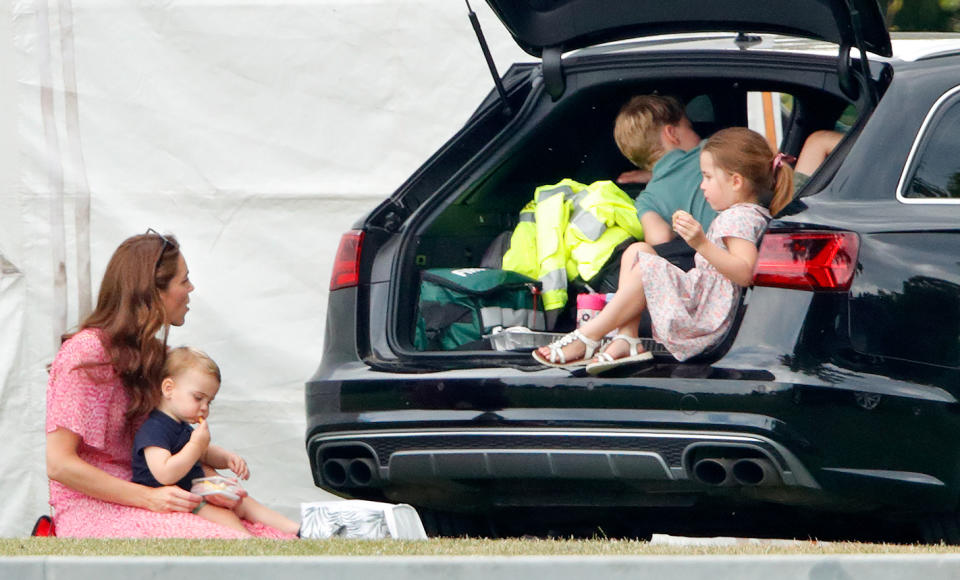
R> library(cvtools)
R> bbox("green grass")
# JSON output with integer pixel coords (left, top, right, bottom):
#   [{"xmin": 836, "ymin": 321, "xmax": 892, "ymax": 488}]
[{"xmin": 4, "ymin": 538, "xmax": 960, "ymax": 557}]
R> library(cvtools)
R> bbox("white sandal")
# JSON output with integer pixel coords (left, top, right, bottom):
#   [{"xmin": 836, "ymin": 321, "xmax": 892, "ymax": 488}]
[
  {"xmin": 531, "ymin": 330, "xmax": 601, "ymax": 368},
  {"xmin": 585, "ymin": 334, "xmax": 653, "ymax": 375}
]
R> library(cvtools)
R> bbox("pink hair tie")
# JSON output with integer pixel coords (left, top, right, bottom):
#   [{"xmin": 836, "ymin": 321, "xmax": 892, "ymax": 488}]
[{"xmin": 773, "ymin": 152, "xmax": 797, "ymax": 172}]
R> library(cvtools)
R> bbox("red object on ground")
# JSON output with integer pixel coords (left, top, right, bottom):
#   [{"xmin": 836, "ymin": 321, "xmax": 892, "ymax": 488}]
[{"xmin": 31, "ymin": 515, "xmax": 56, "ymax": 537}]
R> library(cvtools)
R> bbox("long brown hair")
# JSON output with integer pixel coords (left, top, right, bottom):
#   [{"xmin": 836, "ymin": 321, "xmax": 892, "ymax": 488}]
[
  {"xmin": 66, "ymin": 232, "xmax": 182, "ymax": 420},
  {"xmin": 703, "ymin": 127, "xmax": 795, "ymax": 215}
]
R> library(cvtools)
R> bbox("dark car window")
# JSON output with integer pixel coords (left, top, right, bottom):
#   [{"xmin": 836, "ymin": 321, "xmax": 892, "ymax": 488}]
[
  {"xmin": 685, "ymin": 94, "xmax": 716, "ymax": 139},
  {"xmin": 834, "ymin": 103, "xmax": 858, "ymax": 132},
  {"xmin": 904, "ymin": 95, "xmax": 960, "ymax": 200},
  {"xmin": 748, "ymin": 91, "xmax": 812, "ymax": 152}
]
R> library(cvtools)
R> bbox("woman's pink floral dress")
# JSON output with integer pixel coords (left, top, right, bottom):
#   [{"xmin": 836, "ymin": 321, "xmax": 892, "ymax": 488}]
[
  {"xmin": 635, "ymin": 203, "xmax": 770, "ymax": 361},
  {"xmin": 46, "ymin": 328, "xmax": 295, "ymax": 538}
]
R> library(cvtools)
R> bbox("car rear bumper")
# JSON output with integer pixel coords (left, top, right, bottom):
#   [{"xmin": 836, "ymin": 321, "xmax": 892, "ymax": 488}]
[
  {"xmin": 308, "ymin": 425, "xmax": 819, "ymax": 487},
  {"xmin": 306, "ymin": 365, "xmax": 960, "ymax": 514}
]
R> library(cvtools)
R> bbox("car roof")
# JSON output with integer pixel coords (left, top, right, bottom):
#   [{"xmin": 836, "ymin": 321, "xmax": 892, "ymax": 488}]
[
  {"xmin": 564, "ymin": 32, "xmax": 960, "ymax": 65},
  {"xmin": 886, "ymin": 32, "xmax": 960, "ymax": 62}
]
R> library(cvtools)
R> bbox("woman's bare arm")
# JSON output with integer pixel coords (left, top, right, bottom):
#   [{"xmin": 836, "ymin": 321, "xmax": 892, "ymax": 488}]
[{"xmin": 47, "ymin": 427, "xmax": 201, "ymax": 512}]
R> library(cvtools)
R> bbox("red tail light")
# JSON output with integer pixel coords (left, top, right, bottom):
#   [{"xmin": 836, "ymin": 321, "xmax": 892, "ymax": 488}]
[
  {"xmin": 753, "ymin": 231, "xmax": 859, "ymax": 291},
  {"xmin": 330, "ymin": 230, "xmax": 364, "ymax": 291}
]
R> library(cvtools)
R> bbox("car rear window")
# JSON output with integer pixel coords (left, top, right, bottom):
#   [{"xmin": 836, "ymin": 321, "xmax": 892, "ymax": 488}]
[{"xmin": 902, "ymin": 92, "xmax": 960, "ymax": 200}]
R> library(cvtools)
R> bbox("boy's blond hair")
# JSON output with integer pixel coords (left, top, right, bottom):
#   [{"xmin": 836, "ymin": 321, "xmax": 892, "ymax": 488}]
[
  {"xmin": 163, "ymin": 346, "xmax": 221, "ymax": 384},
  {"xmin": 614, "ymin": 95, "xmax": 686, "ymax": 171}
]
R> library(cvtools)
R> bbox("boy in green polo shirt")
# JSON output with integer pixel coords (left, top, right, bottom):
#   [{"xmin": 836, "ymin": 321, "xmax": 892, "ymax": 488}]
[{"xmin": 613, "ymin": 94, "xmax": 718, "ymax": 246}]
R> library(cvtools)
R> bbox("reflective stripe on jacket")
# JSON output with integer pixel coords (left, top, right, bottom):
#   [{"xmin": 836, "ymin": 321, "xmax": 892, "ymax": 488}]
[
  {"xmin": 502, "ymin": 179, "xmax": 643, "ymax": 311},
  {"xmin": 502, "ymin": 201, "xmax": 538, "ymax": 279}
]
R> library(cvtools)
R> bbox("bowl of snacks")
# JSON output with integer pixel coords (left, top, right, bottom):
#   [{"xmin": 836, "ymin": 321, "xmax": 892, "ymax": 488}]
[{"xmin": 190, "ymin": 476, "xmax": 243, "ymax": 500}]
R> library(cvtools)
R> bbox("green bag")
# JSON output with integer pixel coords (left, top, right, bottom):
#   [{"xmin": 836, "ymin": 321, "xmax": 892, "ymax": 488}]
[{"xmin": 414, "ymin": 268, "xmax": 546, "ymax": 351}]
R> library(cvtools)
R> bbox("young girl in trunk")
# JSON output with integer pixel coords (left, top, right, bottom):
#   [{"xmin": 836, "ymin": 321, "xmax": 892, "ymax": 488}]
[{"xmin": 533, "ymin": 127, "xmax": 795, "ymax": 372}]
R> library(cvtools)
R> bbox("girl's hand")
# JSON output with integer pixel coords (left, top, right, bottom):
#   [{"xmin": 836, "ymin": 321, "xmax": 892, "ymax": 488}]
[
  {"xmin": 672, "ymin": 210, "xmax": 706, "ymax": 249},
  {"xmin": 144, "ymin": 485, "xmax": 202, "ymax": 513},
  {"xmin": 228, "ymin": 454, "xmax": 250, "ymax": 480},
  {"xmin": 189, "ymin": 416, "xmax": 211, "ymax": 450}
]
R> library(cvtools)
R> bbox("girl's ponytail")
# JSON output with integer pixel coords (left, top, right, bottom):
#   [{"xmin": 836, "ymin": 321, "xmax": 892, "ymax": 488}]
[
  {"xmin": 769, "ymin": 157, "xmax": 795, "ymax": 215},
  {"xmin": 703, "ymin": 127, "xmax": 796, "ymax": 215}
]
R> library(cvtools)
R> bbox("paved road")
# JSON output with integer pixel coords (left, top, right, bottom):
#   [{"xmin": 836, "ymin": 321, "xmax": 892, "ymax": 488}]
[{"xmin": 7, "ymin": 553, "xmax": 960, "ymax": 580}]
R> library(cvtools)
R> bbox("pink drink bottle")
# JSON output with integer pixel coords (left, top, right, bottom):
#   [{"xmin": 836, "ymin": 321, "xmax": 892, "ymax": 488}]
[{"xmin": 576, "ymin": 293, "xmax": 607, "ymax": 328}]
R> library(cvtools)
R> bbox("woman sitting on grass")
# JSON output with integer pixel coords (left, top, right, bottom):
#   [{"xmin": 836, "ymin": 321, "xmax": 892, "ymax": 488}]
[{"xmin": 45, "ymin": 231, "xmax": 296, "ymax": 538}]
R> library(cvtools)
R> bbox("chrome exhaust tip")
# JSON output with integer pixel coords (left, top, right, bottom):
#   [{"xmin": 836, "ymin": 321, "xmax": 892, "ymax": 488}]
[
  {"xmin": 731, "ymin": 458, "xmax": 780, "ymax": 486},
  {"xmin": 692, "ymin": 458, "xmax": 735, "ymax": 486},
  {"xmin": 320, "ymin": 458, "xmax": 350, "ymax": 487},
  {"xmin": 347, "ymin": 457, "xmax": 380, "ymax": 487}
]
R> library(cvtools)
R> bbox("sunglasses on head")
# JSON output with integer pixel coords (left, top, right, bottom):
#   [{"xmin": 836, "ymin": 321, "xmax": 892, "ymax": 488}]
[{"xmin": 145, "ymin": 228, "xmax": 173, "ymax": 272}]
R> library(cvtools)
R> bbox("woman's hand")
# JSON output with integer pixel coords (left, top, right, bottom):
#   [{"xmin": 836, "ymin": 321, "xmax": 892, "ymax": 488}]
[
  {"xmin": 143, "ymin": 485, "xmax": 202, "ymax": 513},
  {"xmin": 48, "ymin": 427, "xmax": 188, "ymax": 512},
  {"xmin": 204, "ymin": 486, "xmax": 247, "ymax": 510},
  {"xmin": 672, "ymin": 210, "xmax": 706, "ymax": 249}
]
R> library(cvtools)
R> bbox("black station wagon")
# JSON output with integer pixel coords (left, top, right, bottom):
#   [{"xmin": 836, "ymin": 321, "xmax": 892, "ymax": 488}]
[{"xmin": 306, "ymin": 0, "xmax": 960, "ymax": 541}]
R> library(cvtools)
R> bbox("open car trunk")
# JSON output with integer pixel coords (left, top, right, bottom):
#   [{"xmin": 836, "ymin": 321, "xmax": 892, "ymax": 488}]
[{"xmin": 363, "ymin": 39, "xmax": 890, "ymax": 370}]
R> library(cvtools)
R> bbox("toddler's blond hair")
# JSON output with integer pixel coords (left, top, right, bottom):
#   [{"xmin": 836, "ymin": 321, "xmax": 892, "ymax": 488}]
[{"xmin": 163, "ymin": 346, "xmax": 221, "ymax": 384}]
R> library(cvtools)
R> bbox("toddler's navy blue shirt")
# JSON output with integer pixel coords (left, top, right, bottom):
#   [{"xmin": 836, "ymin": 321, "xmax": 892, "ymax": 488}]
[{"xmin": 132, "ymin": 410, "xmax": 206, "ymax": 490}]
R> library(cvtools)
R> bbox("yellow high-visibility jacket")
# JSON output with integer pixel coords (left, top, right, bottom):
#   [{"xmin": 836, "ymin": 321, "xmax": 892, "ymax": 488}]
[{"xmin": 502, "ymin": 179, "xmax": 643, "ymax": 311}]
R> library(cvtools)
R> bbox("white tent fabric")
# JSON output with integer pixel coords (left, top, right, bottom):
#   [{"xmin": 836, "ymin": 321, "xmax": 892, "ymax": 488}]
[{"xmin": 1, "ymin": 0, "xmax": 527, "ymax": 536}]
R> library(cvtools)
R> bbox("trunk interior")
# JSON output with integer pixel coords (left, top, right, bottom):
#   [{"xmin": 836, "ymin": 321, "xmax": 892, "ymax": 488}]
[{"xmin": 381, "ymin": 52, "xmax": 883, "ymax": 364}]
